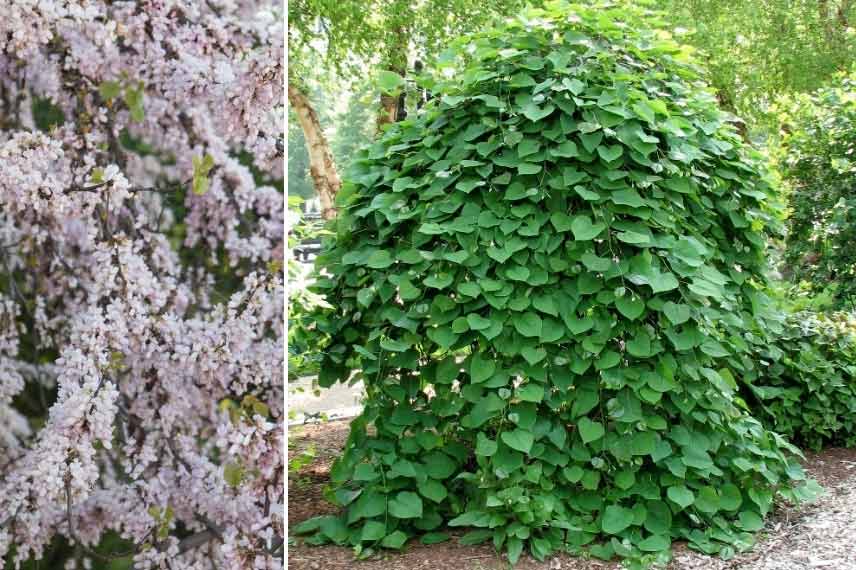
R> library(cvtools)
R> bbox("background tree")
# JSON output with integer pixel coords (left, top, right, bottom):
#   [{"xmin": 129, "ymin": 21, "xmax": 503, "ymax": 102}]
[
  {"xmin": 288, "ymin": 111, "xmax": 316, "ymax": 200},
  {"xmin": 287, "ymin": 0, "xmax": 526, "ymax": 212},
  {"xmin": 287, "ymin": 82, "xmax": 342, "ymax": 219},
  {"xmin": 288, "ymin": 81, "xmax": 376, "ymax": 204},
  {"xmin": 774, "ymin": 73, "xmax": 856, "ymax": 307},
  {"xmin": 661, "ymin": 0, "xmax": 856, "ymax": 136}
]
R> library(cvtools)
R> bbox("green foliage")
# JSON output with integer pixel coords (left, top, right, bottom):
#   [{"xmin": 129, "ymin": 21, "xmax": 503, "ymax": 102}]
[
  {"xmin": 288, "ymin": 79, "xmax": 375, "ymax": 202},
  {"xmin": 288, "ymin": 108, "xmax": 317, "ymax": 199},
  {"xmin": 744, "ymin": 311, "xmax": 856, "ymax": 451},
  {"xmin": 99, "ymin": 78, "xmax": 146, "ymax": 120},
  {"xmin": 224, "ymin": 461, "xmax": 245, "ymax": 488},
  {"xmin": 98, "ymin": 79, "xmax": 123, "ymax": 101},
  {"xmin": 774, "ymin": 73, "xmax": 856, "ymax": 308},
  {"xmin": 661, "ymin": 0, "xmax": 856, "ymax": 133},
  {"xmin": 147, "ymin": 505, "xmax": 175, "ymax": 540},
  {"xmin": 302, "ymin": 1, "xmax": 818, "ymax": 565},
  {"xmin": 192, "ymin": 154, "xmax": 216, "ymax": 195},
  {"xmin": 289, "ymin": 443, "xmax": 318, "ymax": 474},
  {"xmin": 31, "ymin": 96, "xmax": 65, "ymax": 132},
  {"xmin": 330, "ymin": 83, "xmax": 377, "ymax": 168},
  {"xmin": 287, "ymin": 197, "xmax": 331, "ymax": 381},
  {"xmin": 377, "ymin": 70, "xmax": 406, "ymax": 96},
  {"xmin": 123, "ymin": 81, "xmax": 146, "ymax": 122},
  {"xmin": 288, "ymin": 0, "xmax": 526, "ymax": 81}
]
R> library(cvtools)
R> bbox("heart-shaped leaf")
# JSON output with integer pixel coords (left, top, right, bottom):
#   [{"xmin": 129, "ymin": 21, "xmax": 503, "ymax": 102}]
[
  {"xmin": 501, "ymin": 429, "xmax": 535, "ymax": 453},
  {"xmin": 571, "ymin": 215, "xmax": 606, "ymax": 240},
  {"xmin": 578, "ymin": 417, "xmax": 605, "ymax": 443}
]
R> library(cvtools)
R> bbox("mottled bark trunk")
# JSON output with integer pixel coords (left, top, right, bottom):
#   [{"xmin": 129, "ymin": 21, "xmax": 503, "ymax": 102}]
[{"xmin": 288, "ymin": 82, "xmax": 340, "ymax": 220}]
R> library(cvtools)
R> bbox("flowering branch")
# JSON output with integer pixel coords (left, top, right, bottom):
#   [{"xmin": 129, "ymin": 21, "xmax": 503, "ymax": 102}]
[{"xmin": 0, "ymin": 0, "xmax": 284, "ymax": 567}]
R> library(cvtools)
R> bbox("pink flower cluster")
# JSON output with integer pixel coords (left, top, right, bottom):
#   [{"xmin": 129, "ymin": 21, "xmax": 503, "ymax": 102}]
[{"xmin": 0, "ymin": 1, "xmax": 284, "ymax": 568}]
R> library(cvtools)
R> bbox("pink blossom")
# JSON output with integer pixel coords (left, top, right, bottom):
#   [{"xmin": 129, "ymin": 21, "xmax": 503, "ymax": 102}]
[{"xmin": 0, "ymin": 1, "xmax": 284, "ymax": 567}]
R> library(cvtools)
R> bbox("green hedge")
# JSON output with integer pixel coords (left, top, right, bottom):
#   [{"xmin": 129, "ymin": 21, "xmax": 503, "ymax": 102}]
[
  {"xmin": 746, "ymin": 311, "xmax": 856, "ymax": 451},
  {"xmin": 775, "ymin": 73, "xmax": 856, "ymax": 308}
]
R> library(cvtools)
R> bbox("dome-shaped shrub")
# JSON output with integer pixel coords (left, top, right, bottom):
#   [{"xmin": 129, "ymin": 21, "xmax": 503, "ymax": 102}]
[{"xmin": 302, "ymin": 2, "xmax": 818, "ymax": 564}]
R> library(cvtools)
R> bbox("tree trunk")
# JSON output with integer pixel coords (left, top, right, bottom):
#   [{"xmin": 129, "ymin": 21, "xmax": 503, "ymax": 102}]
[
  {"xmin": 378, "ymin": 86, "xmax": 400, "ymax": 129},
  {"xmin": 377, "ymin": 65, "xmax": 406, "ymax": 130},
  {"xmin": 287, "ymin": 82, "xmax": 340, "ymax": 220},
  {"xmin": 377, "ymin": 26, "xmax": 408, "ymax": 131}
]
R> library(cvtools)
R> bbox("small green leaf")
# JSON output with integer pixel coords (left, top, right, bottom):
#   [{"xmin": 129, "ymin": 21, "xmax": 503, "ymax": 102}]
[
  {"xmin": 123, "ymin": 82, "xmax": 145, "ymax": 122},
  {"xmin": 644, "ymin": 501, "xmax": 672, "ymax": 534},
  {"xmin": 470, "ymin": 353, "xmax": 496, "ymax": 383},
  {"xmin": 579, "ymin": 131, "xmax": 603, "ymax": 152},
  {"xmin": 517, "ymin": 162, "xmax": 542, "ymax": 175},
  {"xmin": 518, "ymin": 139, "xmax": 541, "ymax": 157},
  {"xmin": 420, "ymin": 532, "xmax": 450, "ymax": 545},
  {"xmin": 90, "ymin": 168, "xmax": 105, "ymax": 184},
  {"xmin": 467, "ymin": 313, "xmax": 492, "ymax": 331},
  {"xmin": 476, "ymin": 433, "xmax": 498, "ymax": 456},
  {"xmin": 366, "ymin": 250, "xmax": 394, "ymax": 269},
  {"xmin": 192, "ymin": 176, "xmax": 209, "ymax": 196},
  {"xmin": 380, "ymin": 337, "xmax": 411, "ymax": 352},
  {"xmin": 224, "ymin": 461, "xmax": 243, "ymax": 487},
  {"xmin": 627, "ymin": 332, "xmax": 652, "ymax": 357},
  {"xmin": 601, "ymin": 505, "xmax": 633, "ymax": 534},
  {"xmin": 388, "ymin": 491, "xmax": 423, "ymax": 519},
  {"xmin": 507, "ymin": 537, "xmax": 524, "ymax": 564},
  {"xmin": 377, "ymin": 70, "xmax": 405, "ymax": 95},
  {"xmin": 571, "ymin": 215, "xmax": 606, "ymax": 240},
  {"xmin": 380, "ymin": 530, "xmax": 408, "ymax": 549},
  {"xmin": 611, "ymin": 189, "xmax": 645, "ymax": 208},
  {"xmin": 521, "ymin": 102, "xmax": 555, "ymax": 122},
  {"xmin": 663, "ymin": 302, "xmax": 691, "ymax": 325},
  {"xmin": 667, "ymin": 485, "xmax": 695, "ymax": 509},
  {"xmin": 361, "ymin": 520, "xmax": 387, "ymax": 541},
  {"xmin": 738, "ymin": 510, "xmax": 764, "ymax": 531},
  {"xmin": 638, "ymin": 534, "xmax": 670, "ymax": 552},
  {"xmin": 615, "ymin": 295, "xmax": 645, "ymax": 320},
  {"xmin": 597, "ymin": 144, "xmax": 623, "ymax": 162},
  {"xmin": 398, "ymin": 279, "xmax": 421, "ymax": 301},
  {"xmin": 517, "ymin": 383, "xmax": 544, "ymax": 402},
  {"xmin": 578, "ymin": 417, "xmax": 605, "ymax": 443},
  {"xmin": 552, "ymin": 140, "xmax": 579, "ymax": 158},
  {"xmin": 192, "ymin": 154, "xmax": 215, "ymax": 196},
  {"xmin": 521, "ymin": 345, "xmax": 547, "ymax": 364},
  {"xmin": 614, "ymin": 470, "xmax": 636, "ymax": 490},
  {"xmin": 417, "ymin": 479, "xmax": 448, "ymax": 503},
  {"xmin": 550, "ymin": 211, "xmax": 574, "ymax": 232},
  {"xmin": 99, "ymin": 80, "xmax": 122, "ymax": 101},
  {"xmin": 694, "ymin": 486, "xmax": 720, "ymax": 513},
  {"xmin": 513, "ymin": 312, "xmax": 543, "ymax": 338},
  {"xmin": 501, "ymin": 428, "xmax": 534, "ymax": 453}
]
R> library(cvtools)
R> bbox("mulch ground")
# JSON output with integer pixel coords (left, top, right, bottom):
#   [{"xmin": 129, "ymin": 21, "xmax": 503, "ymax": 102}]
[{"xmin": 287, "ymin": 419, "xmax": 856, "ymax": 570}]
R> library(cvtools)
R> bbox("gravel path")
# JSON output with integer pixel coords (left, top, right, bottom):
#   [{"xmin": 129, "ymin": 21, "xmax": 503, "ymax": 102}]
[{"xmin": 288, "ymin": 376, "xmax": 364, "ymax": 424}]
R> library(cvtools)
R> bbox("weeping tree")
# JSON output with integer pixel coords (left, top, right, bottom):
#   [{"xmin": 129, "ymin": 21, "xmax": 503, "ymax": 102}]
[{"xmin": 298, "ymin": 2, "xmax": 819, "ymax": 565}]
